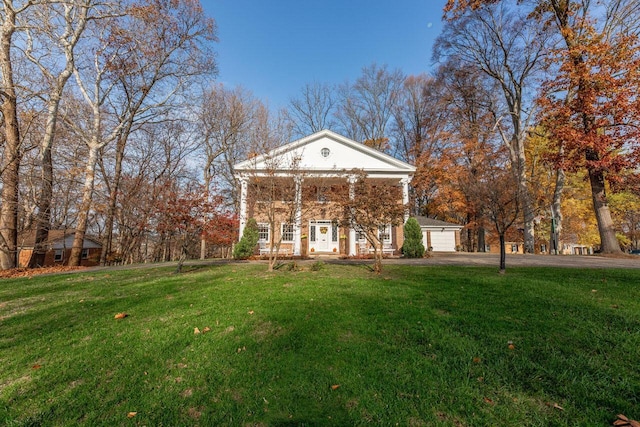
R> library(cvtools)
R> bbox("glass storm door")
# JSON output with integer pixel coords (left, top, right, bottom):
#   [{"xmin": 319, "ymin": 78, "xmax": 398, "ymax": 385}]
[
  {"xmin": 317, "ymin": 224, "xmax": 330, "ymax": 251},
  {"xmin": 309, "ymin": 220, "xmax": 339, "ymax": 253}
]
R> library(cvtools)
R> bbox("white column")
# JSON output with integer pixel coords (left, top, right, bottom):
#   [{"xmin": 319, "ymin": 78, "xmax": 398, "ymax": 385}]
[
  {"xmin": 238, "ymin": 177, "xmax": 248, "ymax": 241},
  {"xmin": 401, "ymin": 177, "xmax": 410, "ymax": 223},
  {"xmin": 293, "ymin": 177, "xmax": 303, "ymax": 256},
  {"xmin": 348, "ymin": 176, "xmax": 357, "ymax": 256}
]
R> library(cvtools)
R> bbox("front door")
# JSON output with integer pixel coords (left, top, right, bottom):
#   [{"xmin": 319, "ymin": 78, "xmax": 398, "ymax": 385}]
[{"xmin": 309, "ymin": 220, "xmax": 339, "ymax": 253}]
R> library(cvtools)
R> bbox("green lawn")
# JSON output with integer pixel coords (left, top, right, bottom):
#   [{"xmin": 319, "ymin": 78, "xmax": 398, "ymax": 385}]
[{"xmin": 1, "ymin": 262, "xmax": 639, "ymax": 426}]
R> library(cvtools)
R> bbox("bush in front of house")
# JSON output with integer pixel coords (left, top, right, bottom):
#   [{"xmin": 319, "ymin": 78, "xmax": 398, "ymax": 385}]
[
  {"xmin": 401, "ymin": 217, "xmax": 425, "ymax": 258},
  {"xmin": 233, "ymin": 218, "xmax": 259, "ymax": 260}
]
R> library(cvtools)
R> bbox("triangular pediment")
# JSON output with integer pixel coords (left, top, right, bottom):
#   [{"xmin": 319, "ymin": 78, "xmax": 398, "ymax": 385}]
[{"xmin": 234, "ymin": 130, "xmax": 415, "ymax": 177}]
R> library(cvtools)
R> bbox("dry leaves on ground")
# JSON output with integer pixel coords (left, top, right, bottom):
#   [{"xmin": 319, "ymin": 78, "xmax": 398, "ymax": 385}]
[
  {"xmin": 614, "ymin": 414, "xmax": 640, "ymax": 427},
  {"xmin": 0, "ymin": 266, "xmax": 85, "ymax": 279}
]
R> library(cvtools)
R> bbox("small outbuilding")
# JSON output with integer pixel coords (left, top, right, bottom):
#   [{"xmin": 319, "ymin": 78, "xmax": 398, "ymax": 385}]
[{"xmin": 415, "ymin": 216, "xmax": 462, "ymax": 252}]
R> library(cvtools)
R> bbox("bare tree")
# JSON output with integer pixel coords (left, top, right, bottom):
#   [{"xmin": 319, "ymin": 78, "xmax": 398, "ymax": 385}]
[
  {"xmin": 390, "ymin": 73, "xmax": 452, "ymax": 217},
  {"xmin": 472, "ymin": 153, "xmax": 520, "ymax": 272},
  {"xmin": 112, "ymin": 120, "xmax": 197, "ymax": 264},
  {"xmin": 24, "ymin": 0, "xmax": 105, "ymax": 267},
  {"xmin": 391, "ymin": 74, "xmax": 448, "ymax": 164},
  {"xmin": 242, "ymin": 107, "xmax": 298, "ymax": 271},
  {"xmin": 286, "ymin": 81, "xmax": 336, "ymax": 138},
  {"xmin": 64, "ymin": 10, "xmax": 130, "ymax": 266},
  {"xmin": 0, "ymin": 0, "xmax": 33, "ymax": 269},
  {"xmin": 197, "ymin": 84, "xmax": 255, "ymax": 258},
  {"xmin": 335, "ymin": 63, "xmax": 404, "ymax": 151},
  {"xmin": 99, "ymin": 0, "xmax": 217, "ymax": 265},
  {"xmin": 435, "ymin": 1, "xmax": 550, "ymax": 253}
]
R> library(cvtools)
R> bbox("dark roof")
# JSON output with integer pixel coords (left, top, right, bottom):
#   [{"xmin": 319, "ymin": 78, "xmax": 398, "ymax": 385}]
[{"xmin": 414, "ymin": 216, "xmax": 462, "ymax": 229}]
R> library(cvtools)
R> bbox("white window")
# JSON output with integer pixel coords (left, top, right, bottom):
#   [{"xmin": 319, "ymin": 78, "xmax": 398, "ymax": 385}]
[
  {"xmin": 317, "ymin": 186, "xmax": 328, "ymax": 203},
  {"xmin": 281, "ymin": 223, "xmax": 294, "ymax": 242},
  {"xmin": 378, "ymin": 224, "xmax": 392, "ymax": 244},
  {"xmin": 54, "ymin": 249, "xmax": 63, "ymax": 262},
  {"xmin": 257, "ymin": 223, "xmax": 269, "ymax": 242}
]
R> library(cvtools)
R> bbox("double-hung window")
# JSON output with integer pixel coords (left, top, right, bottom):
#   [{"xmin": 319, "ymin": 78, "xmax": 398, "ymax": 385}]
[
  {"xmin": 257, "ymin": 223, "xmax": 270, "ymax": 242},
  {"xmin": 378, "ymin": 224, "xmax": 392, "ymax": 245},
  {"xmin": 281, "ymin": 223, "xmax": 294, "ymax": 242}
]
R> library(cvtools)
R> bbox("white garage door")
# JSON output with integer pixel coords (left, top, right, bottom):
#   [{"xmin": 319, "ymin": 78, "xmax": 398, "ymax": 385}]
[{"xmin": 429, "ymin": 230, "xmax": 456, "ymax": 252}]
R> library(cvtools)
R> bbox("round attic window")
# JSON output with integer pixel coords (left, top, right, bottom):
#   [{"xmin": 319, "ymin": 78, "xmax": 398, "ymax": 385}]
[{"xmin": 321, "ymin": 147, "xmax": 330, "ymax": 158}]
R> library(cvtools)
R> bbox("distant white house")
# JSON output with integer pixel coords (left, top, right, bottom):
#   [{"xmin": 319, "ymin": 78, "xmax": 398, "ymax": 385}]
[
  {"xmin": 233, "ymin": 130, "xmax": 416, "ymax": 257},
  {"xmin": 415, "ymin": 216, "xmax": 462, "ymax": 252}
]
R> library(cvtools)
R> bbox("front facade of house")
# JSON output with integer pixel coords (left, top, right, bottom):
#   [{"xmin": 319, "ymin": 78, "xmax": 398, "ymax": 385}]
[
  {"xmin": 234, "ymin": 130, "xmax": 416, "ymax": 257},
  {"xmin": 18, "ymin": 230, "xmax": 102, "ymax": 267}
]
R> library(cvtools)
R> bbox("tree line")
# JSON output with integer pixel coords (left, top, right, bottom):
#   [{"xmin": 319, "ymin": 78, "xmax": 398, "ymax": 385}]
[{"xmin": 1, "ymin": 0, "xmax": 638, "ymax": 270}]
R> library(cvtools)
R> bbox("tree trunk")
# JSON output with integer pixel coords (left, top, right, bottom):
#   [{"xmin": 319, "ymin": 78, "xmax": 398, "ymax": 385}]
[
  {"xmin": 175, "ymin": 240, "xmax": 186, "ymax": 273},
  {"xmin": 587, "ymin": 165, "xmax": 622, "ymax": 254},
  {"xmin": 28, "ymin": 146, "xmax": 52, "ymax": 268},
  {"xmin": 477, "ymin": 227, "xmax": 485, "ymax": 252},
  {"xmin": 29, "ymin": 23, "xmax": 80, "ymax": 267},
  {"xmin": 100, "ymin": 135, "xmax": 127, "ymax": 265},
  {"xmin": 29, "ymin": 94, "xmax": 64, "ymax": 268},
  {"xmin": 499, "ymin": 233, "xmax": 506, "ymax": 273},
  {"xmin": 373, "ymin": 242, "xmax": 383, "ymax": 274},
  {"xmin": 69, "ymin": 147, "xmax": 100, "ymax": 266},
  {"xmin": 516, "ymin": 151, "xmax": 535, "ymax": 254},
  {"xmin": 0, "ymin": 9, "xmax": 20, "ymax": 270},
  {"xmin": 200, "ymin": 238, "xmax": 206, "ymax": 260},
  {"xmin": 466, "ymin": 212, "xmax": 474, "ymax": 252},
  {"xmin": 551, "ymin": 166, "xmax": 565, "ymax": 254},
  {"xmin": 0, "ymin": 119, "xmax": 20, "ymax": 270}
]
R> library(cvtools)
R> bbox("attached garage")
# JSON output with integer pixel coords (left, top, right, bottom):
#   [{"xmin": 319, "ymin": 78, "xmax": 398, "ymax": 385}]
[
  {"xmin": 427, "ymin": 229, "xmax": 457, "ymax": 252},
  {"xmin": 415, "ymin": 216, "xmax": 462, "ymax": 253}
]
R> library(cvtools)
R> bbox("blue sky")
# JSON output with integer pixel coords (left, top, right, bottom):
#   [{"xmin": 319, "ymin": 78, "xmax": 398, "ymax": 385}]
[{"xmin": 204, "ymin": 1, "xmax": 446, "ymax": 109}]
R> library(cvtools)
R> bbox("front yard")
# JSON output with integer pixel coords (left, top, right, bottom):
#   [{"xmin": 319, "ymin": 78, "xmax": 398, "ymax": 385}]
[{"xmin": 1, "ymin": 262, "xmax": 638, "ymax": 425}]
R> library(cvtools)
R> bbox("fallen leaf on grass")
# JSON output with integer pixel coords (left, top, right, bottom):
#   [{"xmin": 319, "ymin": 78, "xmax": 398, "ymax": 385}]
[
  {"xmin": 483, "ymin": 397, "xmax": 495, "ymax": 405},
  {"xmin": 331, "ymin": 384, "xmax": 341, "ymax": 390},
  {"xmin": 114, "ymin": 313, "xmax": 128, "ymax": 319},
  {"xmin": 545, "ymin": 402, "xmax": 564, "ymax": 411},
  {"xmin": 248, "ymin": 310, "xmax": 255, "ymax": 315},
  {"xmin": 202, "ymin": 326, "xmax": 211, "ymax": 333},
  {"xmin": 32, "ymin": 364, "xmax": 42, "ymax": 370},
  {"xmin": 194, "ymin": 327, "xmax": 201, "ymax": 335},
  {"xmin": 472, "ymin": 357, "xmax": 481, "ymax": 363},
  {"xmin": 127, "ymin": 412, "xmax": 137, "ymax": 418},
  {"xmin": 614, "ymin": 414, "xmax": 640, "ymax": 427}
]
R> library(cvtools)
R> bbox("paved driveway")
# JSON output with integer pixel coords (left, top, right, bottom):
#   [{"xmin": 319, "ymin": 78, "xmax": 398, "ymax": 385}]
[
  {"xmin": 322, "ymin": 252, "xmax": 640, "ymax": 269},
  {"xmin": 77, "ymin": 252, "xmax": 639, "ymax": 275}
]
